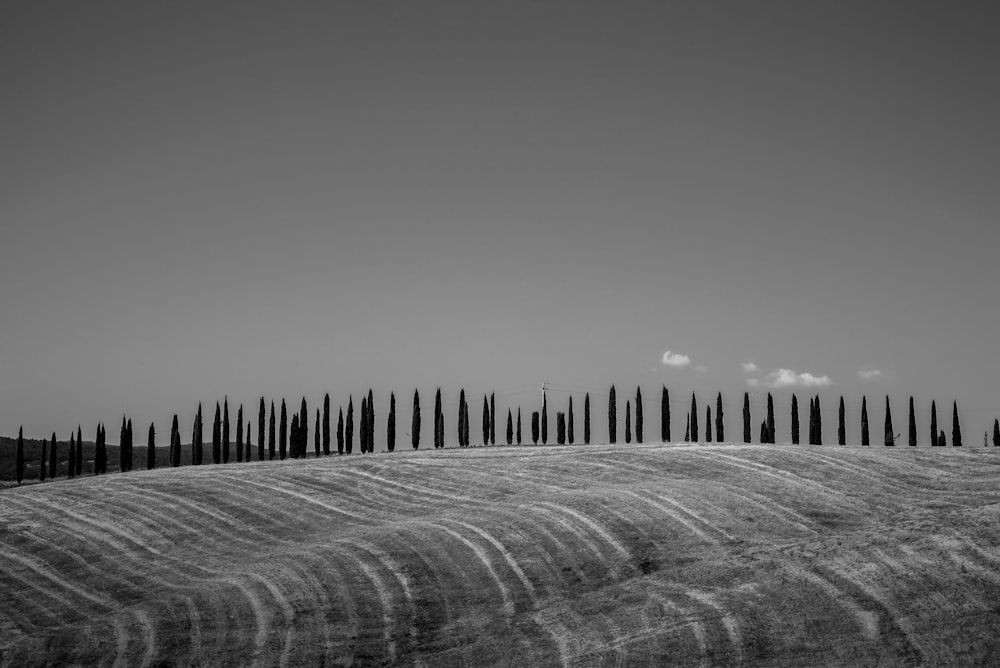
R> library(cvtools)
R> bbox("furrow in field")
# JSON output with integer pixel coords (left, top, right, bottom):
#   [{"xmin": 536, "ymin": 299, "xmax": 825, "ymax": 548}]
[
  {"xmin": 219, "ymin": 576, "xmax": 269, "ymax": 666},
  {"xmin": 133, "ymin": 608, "xmax": 156, "ymax": 668},
  {"xmin": 442, "ymin": 519, "xmax": 537, "ymax": 605},
  {"xmin": 530, "ymin": 506, "xmax": 614, "ymax": 571},
  {"xmin": 0, "ymin": 569, "xmax": 65, "ymax": 626},
  {"xmin": 0, "ymin": 548, "xmax": 112, "ymax": 613},
  {"xmin": 353, "ymin": 540, "xmax": 423, "ymax": 667},
  {"xmin": 620, "ymin": 490, "xmax": 725, "ymax": 545},
  {"xmin": 213, "ymin": 474, "xmax": 370, "ymax": 522},
  {"xmin": 245, "ymin": 571, "xmax": 297, "ymax": 668},
  {"xmin": 686, "ymin": 451, "xmax": 851, "ymax": 505},
  {"xmin": 339, "ymin": 467, "xmax": 473, "ymax": 505},
  {"xmin": 534, "ymin": 501, "xmax": 630, "ymax": 562},
  {"xmin": 782, "ymin": 563, "xmax": 879, "ymax": 640},
  {"xmin": 686, "ymin": 590, "xmax": 744, "ymax": 664},
  {"xmin": 709, "ymin": 482, "xmax": 820, "ymax": 534}
]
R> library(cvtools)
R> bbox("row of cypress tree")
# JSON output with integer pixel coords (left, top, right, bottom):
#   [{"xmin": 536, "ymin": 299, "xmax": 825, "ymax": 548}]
[{"xmin": 9, "ymin": 387, "xmax": 996, "ymax": 484}]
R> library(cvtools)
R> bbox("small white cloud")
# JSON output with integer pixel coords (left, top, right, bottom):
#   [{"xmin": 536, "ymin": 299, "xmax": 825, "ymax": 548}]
[
  {"xmin": 742, "ymin": 362, "xmax": 758, "ymax": 373},
  {"xmin": 858, "ymin": 369, "xmax": 882, "ymax": 381},
  {"xmin": 751, "ymin": 368, "xmax": 833, "ymax": 389},
  {"xmin": 695, "ymin": 365, "xmax": 708, "ymax": 373},
  {"xmin": 661, "ymin": 351, "xmax": 691, "ymax": 368}
]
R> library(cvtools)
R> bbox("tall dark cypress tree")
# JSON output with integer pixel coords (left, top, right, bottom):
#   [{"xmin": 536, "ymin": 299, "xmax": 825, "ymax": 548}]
[
  {"xmin": 411, "ymin": 390, "xmax": 421, "ymax": 450},
  {"xmin": 861, "ymin": 396, "xmax": 870, "ymax": 446},
  {"xmin": 279, "ymin": 399, "xmax": 288, "ymax": 459},
  {"xmin": 433, "ymin": 388, "xmax": 442, "ymax": 449},
  {"xmin": 246, "ymin": 422, "xmax": 251, "ymax": 460},
  {"xmin": 760, "ymin": 420, "xmax": 768, "ymax": 444},
  {"xmin": 531, "ymin": 411, "xmax": 540, "ymax": 444},
  {"xmin": 268, "ymin": 401, "xmax": 276, "ymax": 459},
  {"xmin": 171, "ymin": 414, "xmax": 181, "ymax": 467},
  {"xmin": 126, "ymin": 419, "xmax": 133, "ymax": 471},
  {"xmin": 16, "ymin": 426, "xmax": 24, "ymax": 484},
  {"xmin": 490, "ymin": 392, "xmax": 496, "ymax": 445},
  {"xmin": 908, "ymin": 397, "xmax": 917, "ymax": 447},
  {"xmin": 952, "ymin": 401, "xmax": 962, "ymax": 447},
  {"xmin": 625, "ymin": 401, "xmax": 632, "ymax": 443},
  {"xmin": 517, "ymin": 408, "xmax": 523, "ymax": 445},
  {"xmin": 76, "ymin": 425, "xmax": 83, "ymax": 475},
  {"xmin": 337, "ymin": 407, "xmax": 345, "ymax": 453},
  {"xmin": 634, "ymin": 387, "xmax": 643, "ymax": 443},
  {"xmin": 290, "ymin": 415, "xmax": 300, "ymax": 458},
  {"xmin": 314, "ymin": 409, "xmax": 321, "ymax": 457},
  {"xmin": 938, "ymin": 429, "xmax": 946, "ymax": 447},
  {"xmin": 94, "ymin": 424, "xmax": 103, "ymax": 475},
  {"xmin": 367, "ymin": 390, "xmax": 375, "ymax": 453},
  {"xmin": 557, "ymin": 412, "xmax": 566, "ymax": 444},
  {"xmin": 40, "ymin": 435, "xmax": 47, "ymax": 481},
  {"xmin": 359, "ymin": 397, "xmax": 367, "ymax": 454},
  {"xmin": 100, "ymin": 423, "xmax": 107, "ymax": 474},
  {"xmin": 791, "ymin": 394, "xmax": 800, "ymax": 444},
  {"xmin": 257, "ymin": 398, "xmax": 265, "ymax": 462},
  {"xmin": 743, "ymin": 392, "xmax": 751, "ymax": 443},
  {"xmin": 930, "ymin": 400, "xmax": 938, "ymax": 446},
  {"xmin": 68, "ymin": 433, "xmax": 76, "ymax": 478},
  {"xmin": 213, "ymin": 402, "xmax": 222, "ymax": 464},
  {"xmin": 992, "ymin": 419, "xmax": 999, "ymax": 447},
  {"xmin": 690, "ymin": 393, "xmax": 699, "ymax": 443},
  {"xmin": 147, "ymin": 423, "xmax": 156, "ymax": 470},
  {"xmin": 456, "ymin": 390, "xmax": 465, "ymax": 447},
  {"xmin": 568, "ymin": 397, "xmax": 575, "ymax": 444},
  {"xmin": 223, "ymin": 399, "xmax": 230, "ymax": 464},
  {"xmin": 815, "ymin": 396, "xmax": 823, "ymax": 445},
  {"xmin": 507, "ymin": 409, "xmax": 513, "ymax": 445},
  {"xmin": 541, "ymin": 392, "xmax": 548, "ymax": 445},
  {"xmin": 884, "ymin": 396, "xmax": 894, "ymax": 446},
  {"xmin": 766, "ymin": 394, "xmax": 775, "ymax": 444},
  {"xmin": 838, "ymin": 396, "xmax": 846, "ymax": 445},
  {"xmin": 49, "ymin": 432, "xmax": 58, "ymax": 479},
  {"xmin": 194, "ymin": 403, "xmax": 204, "ymax": 465},
  {"xmin": 236, "ymin": 404, "xmax": 244, "ymax": 463},
  {"xmin": 715, "ymin": 392, "xmax": 724, "ymax": 443},
  {"xmin": 706, "ymin": 406, "xmax": 712, "ymax": 442},
  {"xmin": 482, "ymin": 394, "xmax": 490, "ymax": 446},
  {"xmin": 661, "ymin": 386, "xmax": 670, "ymax": 442},
  {"xmin": 387, "ymin": 392, "xmax": 396, "ymax": 452},
  {"xmin": 584, "ymin": 393, "xmax": 591, "ymax": 444},
  {"xmin": 119, "ymin": 416, "xmax": 128, "ymax": 473},
  {"xmin": 300, "ymin": 398, "xmax": 309, "ymax": 457},
  {"xmin": 807, "ymin": 397, "xmax": 815, "ymax": 444},
  {"xmin": 608, "ymin": 386, "xmax": 617, "ymax": 444},
  {"xmin": 461, "ymin": 393, "xmax": 469, "ymax": 447},
  {"xmin": 323, "ymin": 394, "xmax": 331, "ymax": 456}
]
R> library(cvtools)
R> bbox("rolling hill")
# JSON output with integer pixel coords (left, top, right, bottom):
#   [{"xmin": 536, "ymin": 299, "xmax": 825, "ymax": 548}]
[{"xmin": 2, "ymin": 442, "xmax": 1000, "ymax": 666}]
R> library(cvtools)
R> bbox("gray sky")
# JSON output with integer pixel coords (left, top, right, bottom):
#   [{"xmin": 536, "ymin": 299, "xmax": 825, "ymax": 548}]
[{"xmin": 2, "ymin": 1, "xmax": 997, "ymax": 446}]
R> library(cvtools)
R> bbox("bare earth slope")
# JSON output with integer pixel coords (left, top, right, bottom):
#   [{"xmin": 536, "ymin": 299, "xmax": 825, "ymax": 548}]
[{"xmin": 2, "ymin": 443, "xmax": 1000, "ymax": 666}]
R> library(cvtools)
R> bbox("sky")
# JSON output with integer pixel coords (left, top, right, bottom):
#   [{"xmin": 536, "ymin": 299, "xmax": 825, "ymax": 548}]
[{"xmin": 1, "ymin": 1, "xmax": 997, "ymax": 448}]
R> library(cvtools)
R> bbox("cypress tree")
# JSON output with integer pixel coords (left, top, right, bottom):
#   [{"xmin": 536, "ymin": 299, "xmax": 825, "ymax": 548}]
[
  {"xmin": 635, "ymin": 387, "xmax": 643, "ymax": 443},
  {"xmin": 194, "ymin": 403, "xmax": 203, "ymax": 465},
  {"xmin": 608, "ymin": 386, "xmax": 617, "ymax": 444},
  {"xmin": 791, "ymin": 394, "xmax": 800, "ymax": 444},
  {"xmin": 815, "ymin": 396, "xmax": 823, "ymax": 445},
  {"xmin": 766, "ymin": 394, "xmax": 775, "ymax": 444},
  {"xmin": 743, "ymin": 392, "xmax": 751, "ymax": 443},
  {"xmin": 807, "ymin": 398, "xmax": 815, "ymax": 444},
  {"xmin": 268, "ymin": 401, "xmax": 276, "ymax": 459},
  {"xmin": 884, "ymin": 396, "xmax": 894, "ymax": 446},
  {"xmin": 279, "ymin": 399, "xmax": 288, "ymax": 459},
  {"xmin": 147, "ymin": 423, "xmax": 155, "ymax": 470},
  {"xmin": 387, "ymin": 392, "xmax": 396, "ymax": 452},
  {"xmin": 171, "ymin": 414, "xmax": 180, "ymax": 467},
  {"xmin": 568, "ymin": 397, "xmax": 575, "ymax": 444},
  {"xmin": 684, "ymin": 414, "xmax": 690, "ymax": 442},
  {"xmin": 320, "ymin": 394, "xmax": 329, "ymax": 456},
  {"xmin": 246, "ymin": 422, "xmax": 252, "ymax": 460},
  {"xmin": 715, "ymin": 392, "xmax": 724, "ymax": 443},
  {"xmin": 490, "ymin": 392, "xmax": 496, "ymax": 445},
  {"xmin": 930, "ymin": 400, "xmax": 938, "ymax": 446},
  {"xmin": 338, "ymin": 407, "xmax": 345, "ymax": 453},
  {"xmin": 237, "ymin": 405, "xmax": 244, "ymax": 463},
  {"xmin": 16, "ymin": 426, "xmax": 24, "ymax": 484},
  {"xmin": 461, "ymin": 393, "xmax": 469, "ymax": 447},
  {"xmin": 359, "ymin": 397, "xmax": 367, "ymax": 454},
  {"xmin": 939, "ymin": 430, "xmax": 947, "ymax": 447},
  {"xmin": 908, "ymin": 397, "xmax": 917, "ymax": 447},
  {"xmin": 661, "ymin": 386, "xmax": 670, "ymax": 442},
  {"xmin": 506, "ymin": 409, "xmax": 513, "ymax": 445},
  {"xmin": 557, "ymin": 412, "xmax": 566, "ymax": 444},
  {"xmin": 411, "ymin": 390, "xmax": 420, "ymax": 450},
  {"xmin": 457, "ymin": 390, "xmax": 466, "ymax": 447},
  {"xmin": 952, "ymin": 401, "xmax": 962, "ymax": 447},
  {"xmin": 69, "ymin": 433, "xmax": 76, "ymax": 479},
  {"xmin": 584, "ymin": 393, "xmax": 591, "ymax": 444},
  {"xmin": 367, "ymin": 390, "xmax": 375, "ymax": 453},
  {"xmin": 517, "ymin": 408, "xmax": 523, "ymax": 445},
  {"xmin": 213, "ymin": 403, "xmax": 222, "ymax": 464},
  {"xmin": 300, "ymin": 398, "xmax": 309, "ymax": 457},
  {"xmin": 40, "ymin": 434, "xmax": 47, "ymax": 481},
  {"xmin": 291, "ymin": 415, "xmax": 300, "ymax": 459},
  {"xmin": 315, "ymin": 409, "xmax": 321, "ymax": 457},
  {"xmin": 254, "ymin": 398, "xmax": 263, "ymax": 462},
  {"xmin": 706, "ymin": 406, "xmax": 712, "ymax": 442},
  {"xmin": 992, "ymin": 419, "xmax": 999, "ymax": 447},
  {"xmin": 690, "ymin": 393, "xmax": 699, "ymax": 443},
  {"xmin": 223, "ymin": 399, "xmax": 230, "ymax": 463},
  {"xmin": 838, "ymin": 396, "xmax": 846, "ymax": 445},
  {"xmin": 482, "ymin": 394, "xmax": 490, "ymax": 446},
  {"xmin": 541, "ymin": 392, "xmax": 548, "ymax": 445},
  {"xmin": 531, "ymin": 411, "xmax": 540, "ymax": 444},
  {"xmin": 50, "ymin": 433, "xmax": 59, "ymax": 479},
  {"xmin": 625, "ymin": 401, "xmax": 632, "ymax": 443},
  {"xmin": 760, "ymin": 420, "xmax": 768, "ymax": 444},
  {"xmin": 433, "ymin": 388, "xmax": 442, "ymax": 449},
  {"xmin": 126, "ymin": 419, "xmax": 133, "ymax": 471},
  {"xmin": 346, "ymin": 397, "xmax": 355, "ymax": 454},
  {"xmin": 861, "ymin": 396, "xmax": 870, "ymax": 446},
  {"xmin": 100, "ymin": 423, "xmax": 107, "ymax": 474},
  {"xmin": 76, "ymin": 425, "xmax": 83, "ymax": 475},
  {"xmin": 94, "ymin": 424, "xmax": 102, "ymax": 475},
  {"xmin": 119, "ymin": 416, "xmax": 128, "ymax": 473}
]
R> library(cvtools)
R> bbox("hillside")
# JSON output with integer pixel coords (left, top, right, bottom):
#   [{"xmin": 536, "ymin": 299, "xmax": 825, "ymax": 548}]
[{"xmin": 2, "ymin": 443, "xmax": 1000, "ymax": 666}]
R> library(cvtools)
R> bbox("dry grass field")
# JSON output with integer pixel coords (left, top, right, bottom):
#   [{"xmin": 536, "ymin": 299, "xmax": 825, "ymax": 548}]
[{"xmin": 2, "ymin": 442, "xmax": 1000, "ymax": 666}]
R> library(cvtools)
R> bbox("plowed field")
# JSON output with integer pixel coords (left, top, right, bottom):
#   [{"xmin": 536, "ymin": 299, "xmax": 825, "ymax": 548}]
[{"xmin": 3, "ymin": 443, "xmax": 1000, "ymax": 666}]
